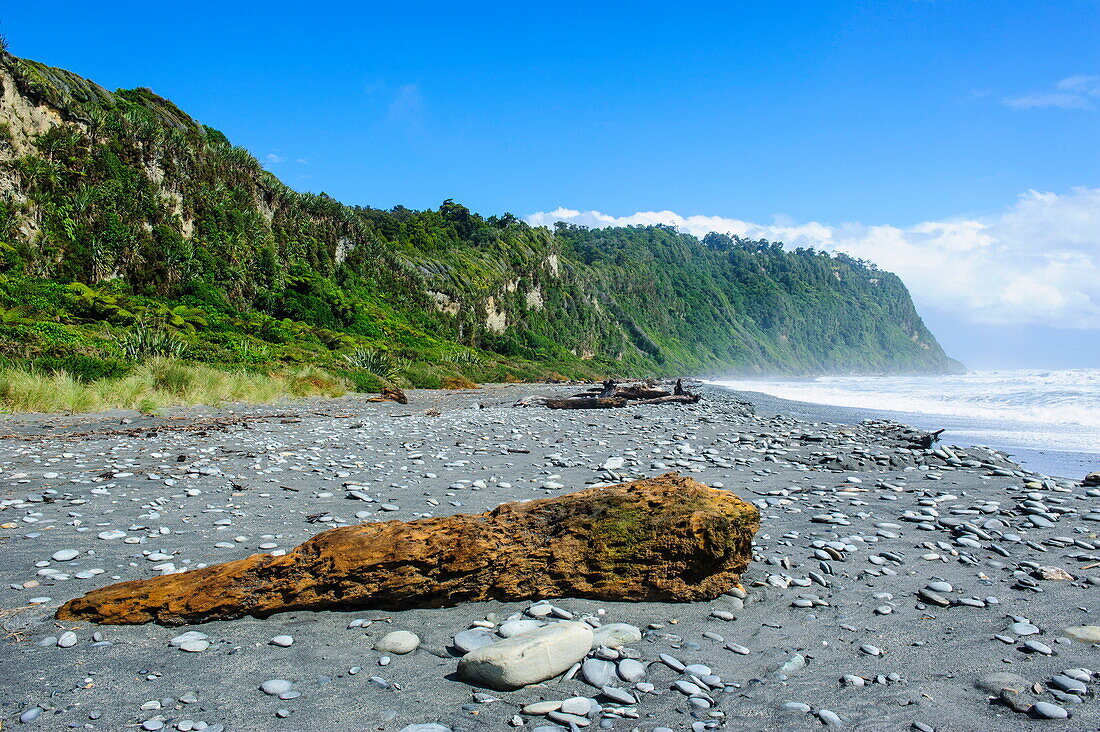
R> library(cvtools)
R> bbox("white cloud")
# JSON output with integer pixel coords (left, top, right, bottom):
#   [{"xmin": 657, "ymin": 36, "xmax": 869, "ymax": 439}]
[
  {"xmin": 264, "ymin": 153, "xmax": 285, "ymax": 165},
  {"xmin": 526, "ymin": 187, "xmax": 1100, "ymax": 330},
  {"xmin": 1003, "ymin": 75, "xmax": 1100, "ymax": 110}
]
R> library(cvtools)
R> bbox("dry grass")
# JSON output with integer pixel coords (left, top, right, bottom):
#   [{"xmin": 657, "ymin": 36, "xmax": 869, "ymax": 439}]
[
  {"xmin": 0, "ymin": 359, "xmax": 348, "ymax": 414},
  {"xmin": 440, "ymin": 375, "xmax": 479, "ymax": 390}
]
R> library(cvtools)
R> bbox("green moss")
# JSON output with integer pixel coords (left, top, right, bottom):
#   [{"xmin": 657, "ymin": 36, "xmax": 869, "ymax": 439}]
[{"xmin": 589, "ymin": 501, "xmax": 650, "ymax": 560}]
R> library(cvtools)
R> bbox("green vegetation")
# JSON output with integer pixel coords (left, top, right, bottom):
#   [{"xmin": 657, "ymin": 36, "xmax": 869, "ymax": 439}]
[
  {"xmin": 0, "ymin": 48, "xmax": 959, "ymax": 413},
  {"xmin": 0, "ymin": 358, "xmax": 347, "ymax": 413}
]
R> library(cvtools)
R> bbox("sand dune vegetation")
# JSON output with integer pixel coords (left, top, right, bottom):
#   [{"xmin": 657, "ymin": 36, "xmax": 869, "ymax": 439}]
[{"xmin": 0, "ymin": 359, "xmax": 348, "ymax": 413}]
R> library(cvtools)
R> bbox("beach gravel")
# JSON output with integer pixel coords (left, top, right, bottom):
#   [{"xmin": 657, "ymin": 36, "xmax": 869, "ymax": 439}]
[{"xmin": 0, "ymin": 383, "xmax": 1098, "ymax": 730}]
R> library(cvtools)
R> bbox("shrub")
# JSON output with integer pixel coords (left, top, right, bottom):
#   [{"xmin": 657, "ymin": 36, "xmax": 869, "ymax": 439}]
[
  {"xmin": 441, "ymin": 347, "xmax": 485, "ymax": 366},
  {"xmin": 109, "ymin": 322, "xmax": 187, "ymax": 360},
  {"xmin": 27, "ymin": 354, "xmax": 131, "ymax": 381},
  {"xmin": 341, "ymin": 347, "xmax": 408, "ymax": 383},
  {"xmin": 340, "ymin": 369, "xmax": 386, "ymax": 393}
]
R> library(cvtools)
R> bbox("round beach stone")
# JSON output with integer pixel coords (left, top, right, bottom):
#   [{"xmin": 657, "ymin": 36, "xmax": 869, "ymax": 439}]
[
  {"xmin": 581, "ymin": 658, "xmax": 617, "ymax": 687},
  {"xmin": 260, "ymin": 679, "xmax": 293, "ymax": 696},
  {"xmin": 52, "ymin": 549, "xmax": 80, "ymax": 562},
  {"xmin": 559, "ymin": 697, "xmax": 590, "ymax": 715},
  {"xmin": 591, "ymin": 623, "xmax": 641, "ymax": 648},
  {"xmin": 1032, "ymin": 701, "xmax": 1069, "ymax": 719},
  {"xmin": 458, "ymin": 621, "xmax": 593, "ymax": 690},
  {"xmin": 373, "ymin": 631, "xmax": 420, "ymax": 654},
  {"xmin": 498, "ymin": 619, "xmax": 542, "ymax": 638},
  {"xmin": 601, "ymin": 685, "xmax": 636, "ymax": 704},
  {"xmin": 617, "ymin": 658, "xmax": 645, "ymax": 682},
  {"xmin": 453, "ymin": 628, "xmax": 496, "ymax": 653},
  {"xmin": 522, "ymin": 700, "xmax": 561, "ymax": 715},
  {"xmin": 169, "ymin": 631, "xmax": 208, "ymax": 648},
  {"xmin": 975, "ymin": 672, "xmax": 1029, "ymax": 694},
  {"xmin": 1063, "ymin": 626, "xmax": 1100, "ymax": 644}
]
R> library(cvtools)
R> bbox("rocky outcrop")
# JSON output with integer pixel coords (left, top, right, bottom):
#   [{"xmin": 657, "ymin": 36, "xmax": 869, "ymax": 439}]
[{"xmin": 56, "ymin": 473, "xmax": 759, "ymax": 625}]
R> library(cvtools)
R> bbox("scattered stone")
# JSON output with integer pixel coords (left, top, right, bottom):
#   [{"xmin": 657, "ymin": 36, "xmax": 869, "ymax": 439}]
[
  {"xmin": 457, "ymin": 622, "xmax": 594, "ymax": 690},
  {"xmin": 1063, "ymin": 626, "xmax": 1100, "ymax": 644},
  {"xmin": 373, "ymin": 631, "xmax": 420, "ymax": 654},
  {"xmin": 260, "ymin": 679, "xmax": 293, "ymax": 696}
]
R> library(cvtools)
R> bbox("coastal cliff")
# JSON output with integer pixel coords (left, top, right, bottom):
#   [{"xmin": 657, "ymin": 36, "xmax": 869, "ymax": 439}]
[{"xmin": 0, "ymin": 50, "xmax": 960, "ymax": 384}]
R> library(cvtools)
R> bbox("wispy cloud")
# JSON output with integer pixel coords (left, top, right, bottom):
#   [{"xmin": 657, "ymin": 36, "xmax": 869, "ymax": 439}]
[
  {"xmin": 1003, "ymin": 75, "xmax": 1100, "ymax": 110},
  {"xmin": 528, "ymin": 188, "xmax": 1100, "ymax": 330},
  {"xmin": 264, "ymin": 153, "xmax": 285, "ymax": 165},
  {"xmin": 387, "ymin": 84, "xmax": 424, "ymax": 121}
]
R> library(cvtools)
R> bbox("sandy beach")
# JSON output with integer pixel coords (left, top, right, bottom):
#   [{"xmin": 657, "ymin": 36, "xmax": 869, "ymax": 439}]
[{"xmin": 2, "ymin": 383, "xmax": 1098, "ymax": 731}]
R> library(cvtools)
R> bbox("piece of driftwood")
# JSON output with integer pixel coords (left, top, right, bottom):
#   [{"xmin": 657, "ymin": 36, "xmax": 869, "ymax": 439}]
[
  {"xmin": 544, "ymin": 397, "xmax": 627, "ymax": 410},
  {"xmin": 613, "ymin": 385, "xmax": 673, "ymax": 401},
  {"xmin": 365, "ymin": 387, "xmax": 408, "ymax": 405},
  {"xmin": 630, "ymin": 393, "xmax": 701, "ymax": 406},
  {"xmin": 541, "ymin": 379, "xmax": 700, "ymax": 410},
  {"xmin": 55, "ymin": 474, "xmax": 759, "ymax": 626},
  {"xmin": 874, "ymin": 423, "xmax": 945, "ymax": 449}
]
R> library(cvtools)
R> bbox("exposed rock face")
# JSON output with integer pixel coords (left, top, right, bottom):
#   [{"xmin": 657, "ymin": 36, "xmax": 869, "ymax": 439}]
[{"xmin": 56, "ymin": 473, "xmax": 759, "ymax": 625}]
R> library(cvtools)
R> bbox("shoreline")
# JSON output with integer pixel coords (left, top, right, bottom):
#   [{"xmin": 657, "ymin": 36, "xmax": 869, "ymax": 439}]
[
  {"xmin": 2, "ymin": 383, "xmax": 1098, "ymax": 730},
  {"xmin": 709, "ymin": 381, "xmax": 1096, "ymax": 482}
]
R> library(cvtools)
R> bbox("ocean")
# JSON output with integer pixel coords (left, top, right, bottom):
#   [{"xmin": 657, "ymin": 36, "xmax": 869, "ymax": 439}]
[{"xmin": 710, "ymin": 369, "xmax": 1100, "ymax": 480}]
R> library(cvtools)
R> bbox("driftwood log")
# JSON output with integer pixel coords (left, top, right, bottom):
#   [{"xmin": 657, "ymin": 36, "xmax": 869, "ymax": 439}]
[
  {"xmin": 630, "ymin": 393, "xmax": 701, "ymax": 406},
  {"xmin": 56, "ymin": 474, "xmax": 759, "ymax": 626},
  {"xmin": 543, "ymin": 397, "xmax": 627, "ymax": 409},
  {"xmin": 876, "ymin": 424, "xmax": 945, "ymax": 449},
  {"xmin": 365, "ymin": 387, "xmax": 408, "ymax": 404},
  {"xmin": 543, "ymin": 379, "xmax": 700, "ymax": 410}
]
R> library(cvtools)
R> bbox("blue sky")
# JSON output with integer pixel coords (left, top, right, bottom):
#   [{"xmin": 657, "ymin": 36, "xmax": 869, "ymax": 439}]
[{"xmin": 4, "ymin": 2, "xmax": 1099, "ymax": 368}]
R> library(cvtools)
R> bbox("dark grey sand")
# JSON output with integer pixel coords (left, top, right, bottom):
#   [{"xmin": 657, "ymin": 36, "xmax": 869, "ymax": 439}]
[{"xmin": 2, "ymin": 383, "xmax": 1099, "ymax": 731}]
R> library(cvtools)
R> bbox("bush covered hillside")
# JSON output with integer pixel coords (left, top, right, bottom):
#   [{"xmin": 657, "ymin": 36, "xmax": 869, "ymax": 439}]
[{"xmin": 0, "ymin": 49, "xmax": 959, "ymax": 401}]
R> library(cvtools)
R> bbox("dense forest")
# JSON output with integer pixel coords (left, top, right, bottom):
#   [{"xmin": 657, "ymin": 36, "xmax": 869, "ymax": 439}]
[{"xmin": 0, "ymin": 47, "xmax": 959, "ymax": 391}]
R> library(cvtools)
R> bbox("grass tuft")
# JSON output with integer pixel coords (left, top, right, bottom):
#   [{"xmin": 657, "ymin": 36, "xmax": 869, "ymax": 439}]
[{"xmin": 0, "ymin": 359, "xmax": 349, "ymax": 413}]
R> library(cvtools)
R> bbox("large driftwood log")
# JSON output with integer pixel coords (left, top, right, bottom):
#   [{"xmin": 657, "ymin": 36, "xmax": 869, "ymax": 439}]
[
  {"xmin": 56, "ymin": 474, "xmax": 759, "ymax": 626},
  {"xmin": 630, "ymin": 393, "xmax": 701, "ymax": 405},
  {"xmin": 613, "ymin": 385, "xmax": 673, "ymax": 401},
  {"xmin": 543, "ymin": 379, "xmax": 699, "ymax": 410},
  {"xmin": 544, "ymin": 397, "xmax": 627, "ymax": 410}
]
